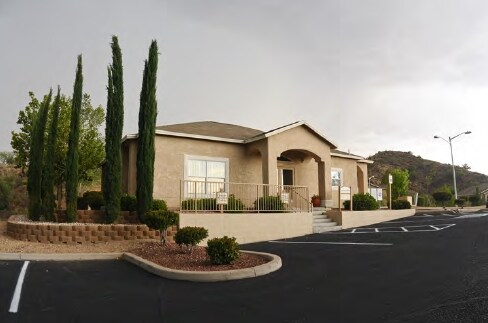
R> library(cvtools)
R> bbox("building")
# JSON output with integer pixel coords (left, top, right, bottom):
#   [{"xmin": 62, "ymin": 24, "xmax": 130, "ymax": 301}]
[{"xmin": 121, "ymin": 120, "xmax": 372, "ymax": 210}]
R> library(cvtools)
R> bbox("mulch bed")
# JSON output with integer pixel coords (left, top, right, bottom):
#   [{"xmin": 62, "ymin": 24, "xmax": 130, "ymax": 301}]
[{"xmin": 130, "ymin": 241, "xmax": 269, "ymax": 271}]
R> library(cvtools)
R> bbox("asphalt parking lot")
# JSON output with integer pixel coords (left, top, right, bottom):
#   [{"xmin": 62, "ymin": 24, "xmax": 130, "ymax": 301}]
[{"xmin": 2, "ymin": 210, "xmax": 488, "ymax": 322}]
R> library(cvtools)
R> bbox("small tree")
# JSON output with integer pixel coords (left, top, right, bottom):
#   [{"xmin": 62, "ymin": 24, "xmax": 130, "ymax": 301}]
[
  {"xmin": 27, "ymin": 89, "xmax": 52, "ymax": 221},
  {"xmin": 103, "ymin": 35, "xmax": 124, "ymax": 224},
  {"xmin": 382, "ymin": 169, "xmax": 410, "ymax": 200},
  {"xmin": 66, "ymin": 55, "xmax": 83, "ymax": 222},
  {"xmin": 136, "ymin": 40, "xmax": 158, "ymax": 221},
  {"xmin": 41, "ymin": 87, "xmax": 61, "ymax": 221},
  {"xmin": 144, "ymin": 210, "xmax": 178, "ymax": 246},
  {"xmin": 432, "ymin": 191, "xmax": 452, "ymax": 207}
]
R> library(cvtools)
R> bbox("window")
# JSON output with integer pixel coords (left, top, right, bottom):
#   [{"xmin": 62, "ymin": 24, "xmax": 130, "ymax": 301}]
[
  {"xmin": 185, "ymin": 156, "xmax": 228, "ymax": 197},
  {"xmin": 331, "ymin": 168, "xmax": 343, "ymax": 187}
]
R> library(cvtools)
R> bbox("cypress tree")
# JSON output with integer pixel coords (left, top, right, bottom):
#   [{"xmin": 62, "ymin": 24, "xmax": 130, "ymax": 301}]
[
  {"xmin": 27, "ymin": 89, "xmax": 52, "ymax": 221},
  {"xmin": 66, "ymin": 55, "xmax": 83, "ymax": 222},
  {"xmin": 41, "ymin": 86, "xmax": 61, "ymax": 221},
  {"xmin": 136, "ymin": 40, "xmax": 158, "ymax": 220},
  {"xmin": 103, "ymin": 36, "xmax": 124, "ymax": 223}
]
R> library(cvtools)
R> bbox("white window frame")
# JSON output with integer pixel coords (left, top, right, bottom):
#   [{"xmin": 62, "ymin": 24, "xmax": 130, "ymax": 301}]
[
  {"xmin": 184, "ymin": 155, "xmax": 229, "ymax": 197},
  {"xmin": 331, "ymin": 168, "xmax": 343, "ymax": 190}
]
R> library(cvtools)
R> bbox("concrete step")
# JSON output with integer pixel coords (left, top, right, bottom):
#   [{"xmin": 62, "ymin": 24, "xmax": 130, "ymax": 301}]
[
  {"xmin": 313, "ymin": 218, "xmax": 332, "ymax": 223},
  {"xmin": 313, "ymin": 225, "xmax": 343, "ymax": 233},
  {"xmin": 313, "ymin": 222, "xmax": 338, "ymax": 228},
  {"xmin": 312, "ymin": 211, "xmax": 325, "ymax": 216}
]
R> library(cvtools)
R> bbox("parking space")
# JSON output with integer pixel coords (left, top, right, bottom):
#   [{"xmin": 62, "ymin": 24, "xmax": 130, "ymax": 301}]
[
  {"xmin": 0, "ymin": 261, "xmax": 24, "ymax": 316},
  {"xmin": 2, "ymin": 210, "xmax": 488, "ymax": 322}
]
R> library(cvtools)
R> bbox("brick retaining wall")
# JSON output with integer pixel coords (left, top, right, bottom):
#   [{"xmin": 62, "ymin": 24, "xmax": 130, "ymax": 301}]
[{"xmin": 7, "ymin": 218, "xmax": 177, "ymax": 245}]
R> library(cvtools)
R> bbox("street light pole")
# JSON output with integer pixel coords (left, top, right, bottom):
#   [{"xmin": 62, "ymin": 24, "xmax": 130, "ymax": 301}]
[{"xmin": 434, "ymin": 131, "xmax": 472, "ymax": 200}]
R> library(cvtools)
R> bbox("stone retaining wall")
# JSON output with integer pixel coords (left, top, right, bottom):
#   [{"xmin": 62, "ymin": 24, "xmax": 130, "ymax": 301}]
[{"xmin": 7, "ymin": 219, "xmax": 177, "ymax": 244}]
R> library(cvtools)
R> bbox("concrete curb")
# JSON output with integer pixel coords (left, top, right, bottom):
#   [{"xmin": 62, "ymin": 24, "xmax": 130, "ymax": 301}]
[
  {"xmin": 0, "ymin": 252, "xmax": 122, "ymax": 261},
  {"xmin": 122, "ymin": 250, "xmax": 282, "ymax": 282},
  {"xmin": 0, "ymin": 250, "xmax": 282, "ymax": 282}
]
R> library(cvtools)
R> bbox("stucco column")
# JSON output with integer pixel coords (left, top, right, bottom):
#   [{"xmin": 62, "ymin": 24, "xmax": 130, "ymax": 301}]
[
  {"xmin": 318, "ymin": 160, "xmax": 333, "ymax": 207},
  {"xmin": 262, "ymin": 150, "xmax": 278, "ymax": 185},
  {"xmin": 318, "ymin": 161, "xmax": 327, "ymax": 206},
  {"xmin": 128, "ymin": 141, "xmax": 137, "ymax": 195}
]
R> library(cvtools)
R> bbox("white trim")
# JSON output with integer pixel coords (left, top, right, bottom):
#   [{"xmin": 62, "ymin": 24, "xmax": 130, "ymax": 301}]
[
  {"xmin": 244, "ymin": 121, "xmax": 338, "ymax": 148},
  {"xmin": 156, "ymin": 130, "xmax": 243, "ymax": 143},
  {"xmin": 121, "ymin": 134, "xmax": 138, "ymax": 143}
]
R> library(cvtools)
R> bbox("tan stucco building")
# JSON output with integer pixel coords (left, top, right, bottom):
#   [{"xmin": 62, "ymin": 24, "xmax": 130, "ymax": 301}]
[{"xmin": 121, "ymin": 121, "xmax": 372, "ymax": 209}]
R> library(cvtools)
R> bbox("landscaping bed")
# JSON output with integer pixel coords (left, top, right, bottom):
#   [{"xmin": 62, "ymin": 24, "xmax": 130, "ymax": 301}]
[{"xmin": 130, "ymin": 241, "xmax": 269, "ymax": 271}]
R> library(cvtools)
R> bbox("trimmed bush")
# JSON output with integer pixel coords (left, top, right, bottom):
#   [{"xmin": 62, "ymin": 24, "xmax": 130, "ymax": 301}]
[
  {"xmin": 206, "ymin": 236, "xmax": 240, "ymax": 265},
  {"xmin": 254, "ymin": 196, "xmax": 285, "ymax": 212},
  {"xmin": 392, "ymin": 199, "xmax": 411, "ymax": 210},
  {"xmin": 151, "ymin": 199, "xmax": 167, "ymax": 211},
  {"xmin": 432, "ymin": 191, "xmax": 452, "ymax": 207},
  {"xmin": 343, "ymin": 193, "xmax": 379, "ymax": 211},
  {"xmin": 180, "ymin": 196, "xmax": 245, "ymax": 212},
  {"xmin": 175, "ymin": 226, "xmax": 208, "ymax": 253},
  {"xmin": 77, "ymin": 197, "xmax": 88, "ymax": 210},
  {"xmin": 455, "ymin": 199, "xmax": 465, "ymax": 207},
  {"xmin": 83, "ymin": 191, "xmax": 104, "ymax": 210},
  {"xmin": 120, "ymin": 194, "xmax": 137, "ymax": 212},
  {"xmin": 145, "ymin": 210, "xmax": 179, "ymax": 245}
]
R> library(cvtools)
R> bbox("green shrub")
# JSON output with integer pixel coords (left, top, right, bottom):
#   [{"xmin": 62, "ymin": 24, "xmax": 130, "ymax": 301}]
[
  {"xmin": 224, "ymin": 195, "xmax": 245, "ymax": 213},
  {"xmin": 417, "ymin": 195, "xmax": 434, "ymax": 207},
  {"xmin": 120, "ymin": 194, "xmax": 137, "ymax": 211},
  {"xmin": 77, "ymin": 196, "xmax": 88, "ymax": 210},
  {"xmin": 455, "ymin": 199, "xmax": 465, "ymax": 207},
  {"xmin": 151, "ymin": 199, "xmax": 167, "ymax": 211},
  {"xmin": 392, "ymin": 200, "xmax": 411, "ymax": 210},
  {"xmin": 468, "ymin": 195, "xmax": 482, "ymax": 206},
  {"xmin": 254, "ymin": 196, "xmax": 285, "ymax": 212},
  {"xmin": 343, "ymin": 193, "xmax": 378, "ymax": 211},
  {"xmin": 432, "ymin": 191, "xmax": 452, "ymax": 207},
  {"xmin": 206, "ymin": 236, "xmax": 240, "ymax": 265},
  {"xmin": 180, "ymin": 196, "xmax": 245, "ymax": 212},
  {"xmin": 83, "ymin": 191, "xmax": 104, "ymax": 210},
  {"xmin": 0, "ymin": 178, "xmax": 13, "ymax": 210},
  {"xmin": 145, "ymin": 210, "xmax": 179, "ymax": 245},
  {"xmin": 175, "ymin": 226, "xmax": 208, "ymax": 253}
]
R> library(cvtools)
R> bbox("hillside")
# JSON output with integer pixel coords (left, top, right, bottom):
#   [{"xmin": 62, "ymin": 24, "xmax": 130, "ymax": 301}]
[{"xmin": 368, "ymin": 151, "xmax": 488, "ymax": 196}]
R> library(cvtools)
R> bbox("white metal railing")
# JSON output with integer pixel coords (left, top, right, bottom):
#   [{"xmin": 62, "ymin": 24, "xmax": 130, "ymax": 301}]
[{"xmin": 180, "ymin": 180, "xmax": 310, "ymax": 213}]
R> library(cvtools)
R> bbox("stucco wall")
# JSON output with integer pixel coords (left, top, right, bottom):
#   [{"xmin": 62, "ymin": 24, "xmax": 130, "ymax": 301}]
[
  {"xmin": 327, "ymin": 209, "xmax": 415, "ymax": 229},
  {"xmin": 123, "ymin": 136, "xmax": 262, "ymax": 209},
  {"xmin": 179, "ymin": 212, "xmax": 313, "ymax": 244}
]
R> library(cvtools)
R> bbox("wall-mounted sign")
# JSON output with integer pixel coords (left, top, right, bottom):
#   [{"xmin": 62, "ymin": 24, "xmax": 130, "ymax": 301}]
[
  {"xmin": 280, "ymin": 192, "xmax": 290, "ymax": 204},
  {"xmin": 216, "ymin": 192, "xmax": 228, "ymax": 205}
]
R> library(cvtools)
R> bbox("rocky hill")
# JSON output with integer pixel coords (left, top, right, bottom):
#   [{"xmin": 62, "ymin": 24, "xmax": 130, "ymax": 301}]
[{"xmin": 368, "ymin": 151, "xmax": 488, "ymax": 196}]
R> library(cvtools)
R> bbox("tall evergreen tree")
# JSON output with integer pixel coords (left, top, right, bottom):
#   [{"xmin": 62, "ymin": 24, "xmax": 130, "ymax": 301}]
[
  {"xmin": 27, "ymin": 89, "xmax": 52, "ymax": 221},
  {"xmin": 103, "ymin": 36, "xmax": 124, "ymax": 223},
  {"xmin": 66, "ymin": 55, "xmax": 83, "ymax": 222},
  {"xmin": 136, "ymin": 40, "xmax": 158, "ymax": 220},
  {"xmin": 41, "ymin": 87, "xmax": 61, "ymax": 221}
]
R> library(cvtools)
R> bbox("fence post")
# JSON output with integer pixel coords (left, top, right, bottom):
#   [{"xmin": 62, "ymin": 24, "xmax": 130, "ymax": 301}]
[{"xmin": 256, "ymin": 185, "xmax": 260, "ymax": 213}]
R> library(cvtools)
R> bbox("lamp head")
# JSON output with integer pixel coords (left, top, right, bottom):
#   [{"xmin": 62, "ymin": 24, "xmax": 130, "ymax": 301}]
[
  {"xmin": 465, "ymin": 131, "xmax": 472, "ymax": 134},
  {"xmin": 434, "ymin": 135, "xmax": 439, "ymax": 139}
]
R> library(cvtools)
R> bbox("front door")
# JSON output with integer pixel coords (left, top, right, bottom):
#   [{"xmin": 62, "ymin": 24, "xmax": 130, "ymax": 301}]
[{"xmin": 278, "ymin": 168, "xmax": 294, "ymax": 186}]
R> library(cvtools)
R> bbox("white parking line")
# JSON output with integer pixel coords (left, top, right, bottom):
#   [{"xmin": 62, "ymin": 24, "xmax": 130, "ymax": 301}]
[
  {"xmin": 327, "ymin": 224, "xmax": 456, "ymax": 234},
  {"xmin": 9, "ymin": 261, "xmax": 29, "ymax": 313},
  {"xmin": 269, "ymin": 241, "xmax": 393, "ymax": 246}
]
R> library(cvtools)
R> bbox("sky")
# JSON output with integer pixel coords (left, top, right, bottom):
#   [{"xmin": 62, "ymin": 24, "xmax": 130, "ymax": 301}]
[{"xmin": 1, "ymin": 0, "xmax": 487, "ymax": 174}]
